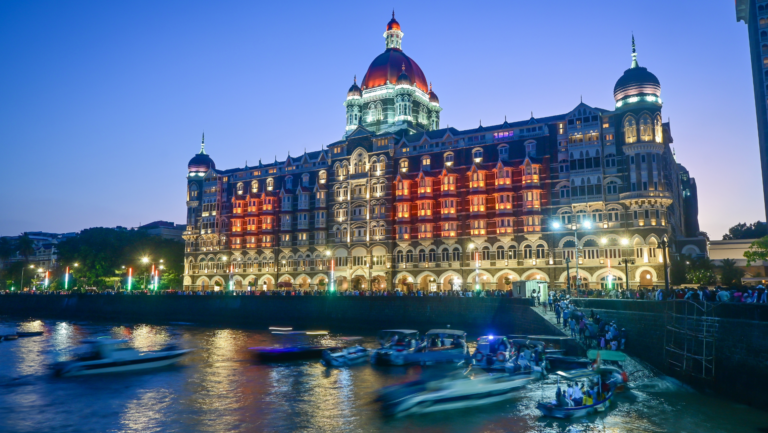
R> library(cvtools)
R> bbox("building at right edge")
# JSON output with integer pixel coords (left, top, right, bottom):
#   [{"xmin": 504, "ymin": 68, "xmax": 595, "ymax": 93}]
[
  {"xmin": 182, "ymin": 16, "xmax": 705, "ymax": 293},
  {"xmin": 737, "ymin": 0, "xmax": 768, "ymax": 220}
]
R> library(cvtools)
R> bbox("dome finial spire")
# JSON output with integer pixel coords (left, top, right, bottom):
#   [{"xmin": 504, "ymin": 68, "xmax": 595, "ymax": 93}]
[
  {"xmin": 392, "ymin": 9, "xmax": 395, "ymax": 19},
  {"xmin": 631, "ymin": 33, "xmax": 639, "ymax": 68},
  {"xmin": 200, "ymin": 132, "xmax": 206, "ymax": 154}
]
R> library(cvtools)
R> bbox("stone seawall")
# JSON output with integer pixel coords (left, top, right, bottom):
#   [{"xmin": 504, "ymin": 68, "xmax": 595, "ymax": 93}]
[
  {"xmin": 573, "ymin": 299, "xmax": 768, "ymax": 410},
  {"xmin": 0, "ymin": 295, "xmax": 564, "ymax": 336}
]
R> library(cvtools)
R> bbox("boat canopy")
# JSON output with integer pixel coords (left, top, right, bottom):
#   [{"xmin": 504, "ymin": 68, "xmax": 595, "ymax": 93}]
[
  {"xmin": 380, "ymin": 329, "xmax": 418, "ymax": 334},
  {"xmin": 555, "ymin": 369, "xmax": 600, "ymax": 380},
  {"xmin": 587, "ymin": 350, "xmax": 627, "ymax": 362},
  {"xmin": 511, "ymin": 339, "xmax": 545, "ymax": 348},
  {"xmin": 425, "ymin": 329, "xmax": 465, "ymax": 336}
]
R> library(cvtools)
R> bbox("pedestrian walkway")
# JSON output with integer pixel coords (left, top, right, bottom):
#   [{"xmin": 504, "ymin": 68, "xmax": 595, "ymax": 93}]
[{"xmin": 529, "ymin": 304, "xmax": 568, "ymax": 337}]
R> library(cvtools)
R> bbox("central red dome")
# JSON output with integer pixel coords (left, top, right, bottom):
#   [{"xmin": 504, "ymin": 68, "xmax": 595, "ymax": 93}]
[{"xmin": 361, "ymin": 48, "xmax": 428, "ymax": 93}]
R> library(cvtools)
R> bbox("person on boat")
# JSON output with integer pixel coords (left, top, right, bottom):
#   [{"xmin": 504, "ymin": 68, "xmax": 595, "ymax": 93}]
[
  {"xmin": 573, "ymin": 383, "xmax": 584, "ymax": 406},
  {"xmin": 555, "ymin": 385, "xmax": 564, "ymax": 407}
]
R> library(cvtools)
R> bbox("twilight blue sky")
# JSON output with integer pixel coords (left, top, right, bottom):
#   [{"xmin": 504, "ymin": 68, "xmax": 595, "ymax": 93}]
[{"xmin": 0, "ymin": 0, "xmax": 761, "ymax": 239}]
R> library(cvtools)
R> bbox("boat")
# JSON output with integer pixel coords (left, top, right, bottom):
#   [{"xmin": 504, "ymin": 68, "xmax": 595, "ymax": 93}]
[
  {"xmin": 504, "ymin": 339, "xmax": 547, "ymax": 380},
  {"xmin": 407, "ymin": 329, "xmax": 468, "ymax": 365},
  {"xmin": 321, "ymin": 338, "xmax": 371, "ymax": 367},
  {"xmin": 370, "ymin": 329, "xmax": 420, "ymax": 366},
  {"xmin": 2, "ymin": 334, "xmax": 19, "ymax": 341},
  {"xmin": 16, "ymin": 331, "xmax": 44, "ymax": 337},
  {"xmin": 587, "ymin": 350, "xmax": 629, "ymax": 389},
  {"xmin": 377, "ymin": 366, "xmax": 534, "ymax": 416},
  {"xmin": 545, "ymin": 354, "xmax": 592, "ymax": 372},
  {"xmin": 52, "ymin": 338, "xmax": 194, "ymax": 377},
  {"xmin": 250, "ymin": 330, "xmax": 337, "ymax": 362},
  {"xmin": 471, "ymin": 335, "xmax": 512, "ymax": 369},
  {"xmin": 536, "ymin": 369, "xmax": 618, "ymax": 419}
]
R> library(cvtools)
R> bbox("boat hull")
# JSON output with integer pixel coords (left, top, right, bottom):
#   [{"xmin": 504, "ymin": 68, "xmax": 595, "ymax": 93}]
[
  {"xmin": 251, "ymin": 346, "xmax": 332, "ymax": 362},
  {"xmin": 54, "ymin": 350, "xmax": 193, "ymax": 377},
  {"xmin": 546, "ymin": 356, "xmax": 592, "ymax": 372}
]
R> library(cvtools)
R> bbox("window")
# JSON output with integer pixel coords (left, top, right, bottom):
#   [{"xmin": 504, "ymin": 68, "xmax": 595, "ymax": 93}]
[
  {"xmin": 473, "ymin": 149, "xmax": 483, "ymax": 160},
  {"xmin": 524, "ymin": 245, "xmax": 533, "ymax": 259},
  {"xmin": 560, "ymin": 211, "xmax": 572, "ymax": 225},
  {"xmin": 624, "ymin": 117, "xmax": 637, "ymax": 144},
  {"xmin": 497, "ymin": 168, "xmax": 512, "ymax": 186},
  {"xmin": 470, "ymin": 196, "xmax": 486, "ymax": 212},
  {"xmin": 444, "ymin": 152, "xmax": 454, "ymax": 166},
  {"xmin": 524, "ymin": 216, "xmax": 541, "ymax": 232},
  {"xmin": 396, "ymin": 181, "xmax": 409, "ymax": 196},
  {"xmin": 641, "ymin": 154, "xmax": 647, "ymax": 164},
  {"xmin": 523, "ymin": 191, "xmax": 541, "ymax": 210},
  {"xmin": 639, "ymin": 115, "xmax": 653, "ymax": 142},
  {"xmin": 441, "ymin": 199, "xmax": 456, "ymax": 215},
  {"xmin": 418, "ymin": 201, "xmax": 433, "ymax": 216},
  {"xmin": 536, "ymin": 245, "xmax": 545, "ymax": 259},
  {"xmin": 498, "ymin": 145, "xmax": 509, "ymax": 160},
  {"xmin": 396, "ymin": 203, "xmax": 409, "ymax": 218},
  {"xmin": 559, "ymin": 185, "xmax": 570, "ymax": 199},
  {"xmin": 399, "ymin": 159, "xmax": 409, "ymax": 172},
  {"xmin": 469, "ymin": 220, "xmax": 486, "ymax": 235},
  {"xmin": 630, "ymin": 155, "xmax": 635, "ymax": 165},
  {"xmin": 418, "ymin": 177, "xmax": 432, "ymax": 194},
  {"xmin": 470, "ymin": 171, "xmax": 485, "ymax": 188},
  {"xmin": 442, "ymin": 222, "xmax": 457, "ymax": 237},
  {"xmin": 654, "ymin": 117, "xmax": 663, "ymax": 143},
  {"xmin": 285, "ymin": 177, "xmax": 293, "ymax": 190},
  {"xmin": 605, "ymin": 154, "xmax": 617, "ymax": 168},
  {"xmin": 496, "ymin": 193, "xmax": 513, "ymax": 210},
  {"xmin": 421, "ymin": 156, "xmax": 431, "ymax": 169},
  {"xmin": 418, "ymin": 224, "xmax": 433, "ymax": 239},
  {"xmin": 302, "ymin": 174, "xmax": 309, "ymax": 186},
  {"xmin": 497, "ymin": 217, "xmax": 513, "ymax": 234},
  {"xmin": 266, "ymin": 178, "xmax": 274, "ymax": 190},
  {"xmin": 606, "ymin": 181, "xmax": 618, "ymax": 195},
  {"xmin": 452, "ymin": 248, "xmax": 461, "ymax": 262}
]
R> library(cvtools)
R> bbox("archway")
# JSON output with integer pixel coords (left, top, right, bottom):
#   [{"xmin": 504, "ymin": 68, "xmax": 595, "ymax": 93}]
[
  {"xmin": 440, "ymin": 271, "xmax": 462, "ymax": 291},
  {"xmin": 371, "ymin": 275, "xmax": 387, "ymax": 291},
  {"xmin": 351, "ymin": 275, "xmax": 367, "ymax": 291},
  {"xmin": 295, "ymin": 275, "xmax": 310, "ymax": 290},
  {"xmin": 258, "ymin": 275, "xmax": 274, "ymax": 290},
  {"xmin": 395, "ymin": 273, "xmax": 414, "ymax": 291},
  {"xmin": 494, "ymin": 271, "xmax": 520, "ymax": 291}
]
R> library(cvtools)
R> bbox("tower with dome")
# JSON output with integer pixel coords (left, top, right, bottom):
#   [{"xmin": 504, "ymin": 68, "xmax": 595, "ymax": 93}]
[
  {"xmin": 180, "ymin": 15, "xmax": 705, "ymax": 294},
  {"xmin": 344, "ymin": 12, "xmax": 441, "ymax": 137}
]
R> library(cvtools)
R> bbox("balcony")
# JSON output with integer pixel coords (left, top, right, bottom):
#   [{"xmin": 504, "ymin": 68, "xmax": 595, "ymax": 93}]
[
  {"xmin": 440, "ymin": 184, "xmax": 456, "ymax": 194},
  {"xmin": 522, "ymin": 175, "xmax": 540, "ymax": 186},
  {"xmin": 620, "ymin": 190, "xmax": 673, "ymax": 201},
  {"xmin": 315, "ymin": 220, "xmax": 327, "ymax": 228},
  {"xmin": 417, "ymin": 186, "xmax": 433, "ymax": 198},
  {"xmin": 317, "ymin": 199, "xmax": 327, "ymax": 207},
  {"xmin": 298, "ymin": 221, "xmax": 309, "ymax": 229}
]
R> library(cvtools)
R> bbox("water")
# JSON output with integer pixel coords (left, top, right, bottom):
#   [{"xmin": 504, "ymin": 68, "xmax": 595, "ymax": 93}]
[{"xmin": 1, "ymin": 319, "xmax": 766, "ymax": 433}]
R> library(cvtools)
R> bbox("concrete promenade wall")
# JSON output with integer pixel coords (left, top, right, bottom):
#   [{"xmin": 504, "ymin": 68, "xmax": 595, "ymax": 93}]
[
  {"xmin": 0, "ymin": 295, "xmax": 564, "ymax": 336},
  {"xmin": 573, "ymin": 299, "xmax": 768, "ymax": 410}
]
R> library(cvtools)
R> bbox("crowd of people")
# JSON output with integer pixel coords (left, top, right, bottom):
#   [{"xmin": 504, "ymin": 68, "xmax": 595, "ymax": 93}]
[{"xmin": 547, "ymin": 297, "xmax": 627, "ymax": 351}]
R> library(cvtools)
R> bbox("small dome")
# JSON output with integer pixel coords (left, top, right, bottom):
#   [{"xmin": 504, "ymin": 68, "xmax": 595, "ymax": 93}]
[
  {"xmin": 428, "ymin": 82, "xmax": 439, "ymax": 105},
  {"xmin": 387, "ymin": 12, "xmax": 400, "ymax": 31},
  {"xmin": 347, "ymin": 76, "xmax": 362, "ymax": 98},
  {"xmin": 188, "ymin": 152, "xmax": 215, "ymax": 172},
  {"xmin": 395, "ymin": 65, "xmax": 411, "ymax": 86}
]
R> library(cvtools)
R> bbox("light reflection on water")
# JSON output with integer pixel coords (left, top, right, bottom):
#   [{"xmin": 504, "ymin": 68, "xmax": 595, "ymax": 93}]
[{"xmin": 0, "ymin": 319, "xmax": 766, "ymax": 433}]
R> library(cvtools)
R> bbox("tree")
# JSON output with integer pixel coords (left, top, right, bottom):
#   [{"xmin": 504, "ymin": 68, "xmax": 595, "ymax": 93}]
[
  {"xmin": 723, "ymin": 221, "xmax": 767, "ymax": 240},
  {"xmin": 744, "ymin": 236, "xmax": 768, "ymax": 266},
  {"xmin": 718, "ymin": 258, "xmax": 745, "ymax": 287},
  {"xmin": 0, "ymin": 237, "xmax": 15, "ymax": 262},
  {"xmin": 56, "ymin": 227, "xmax": 184, "ymax": 291},
  {"xmin": 686, "ymin": 256, "xmax": 717, "ymax": 286},
  {"xmin": 16, "ymin": 233, "xmax": 35, "ymax": 261},
  {"xmin": 670, "ymin": 255, "xmax": 688, "ymax": 286}
]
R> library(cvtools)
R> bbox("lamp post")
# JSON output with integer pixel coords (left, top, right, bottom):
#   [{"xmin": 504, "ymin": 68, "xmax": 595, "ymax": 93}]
[
  {"xmin": 659, "ymin": 237, "xmax": 670, "ymax": 291},
  {"xmin": 564, "ymin": 256, "xmax": 571, "ymax": 292},
  {"xmin": 141, "ymin": 257, "xmax": 164, "ymax": 292},
  {"xmin": 468, "ymin": 243, "xmax": 479, "ymax": 291},
  {"xmin": 553, "ymin": 220, "xmax": 594, "ymax": 297},
  {"xmin": 617, "ymin": 238, "xmax": 635, "ymax": 292},
  {"xmin": 19, "ymin": 264, "xmax": 32, "ymax": 292}
]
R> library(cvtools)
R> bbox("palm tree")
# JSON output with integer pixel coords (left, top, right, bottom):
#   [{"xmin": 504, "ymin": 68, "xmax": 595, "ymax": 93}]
[
  {"xmin": 16, "ymin": 233, "xmax": 35, "ymax": 262},
  {"xmin": 719, "ymin": 258, "xmax": 745, "ymax": 287}
]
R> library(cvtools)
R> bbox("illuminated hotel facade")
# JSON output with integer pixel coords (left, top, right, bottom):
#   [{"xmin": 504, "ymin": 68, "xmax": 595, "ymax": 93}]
[{"xmin": 182, "ymin": 15, "xmax": 705, "ymax": 292}]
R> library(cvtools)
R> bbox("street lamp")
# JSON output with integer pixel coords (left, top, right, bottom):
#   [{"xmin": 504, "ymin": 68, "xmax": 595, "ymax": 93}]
[
  {"xmin": 618, "ymin": 238, "xmax": 635, "ymax": 291},
  {"xmin": 468, "ymin": 243, "xmax": 479, "ymax": 291}
]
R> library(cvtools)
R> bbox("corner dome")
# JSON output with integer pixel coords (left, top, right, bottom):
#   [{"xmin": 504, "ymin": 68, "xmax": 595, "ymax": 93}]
[
  {"xmin": 361, "ymin": 49, "xmax": 428, "ymax": 92},
  {"xmin": 428, "ymin": 82, "xmax": 439, "ymax": 105},
  {"xmin": 395, "ymin": 66, "xmax": 411, "ymax": 86},
  {"xmin": 347, "ymin": 76, "xmax": 362, "ymax": 98},
  {"xmin": 188, "ymin": 152, "xmax": 215, "ymax": 172},
  {"xmin": 613, "ymin": 66, "xmax": 661, "ymax": 102},
  {"xmin": 387, "ymin": 16, "xmax": 400, "ymax": 31},
  {"xmin": 188, "ymin": 135, "xmax": 215, "ymax": 172},
  {"xmin": 613, "ymin": 36, "xmax": 661, "ymax": 103}
]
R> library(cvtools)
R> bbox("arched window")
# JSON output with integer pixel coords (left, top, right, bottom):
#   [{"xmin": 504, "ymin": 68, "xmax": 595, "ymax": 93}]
[
  {"xmin": 236, "ymin": 183, "xmax": 244, "ymax": 195},
  {"xmin": 559, "ymin": 184, "xmax": 571, "ymax": 199},
  {"xmin": 266, "ymin": 178, "xmax": 274, "ymax": 190},
  {"xmin": 406, "ymin": 250, "xmax": 414, "ymax": 263},
  {"xmin": 444, "ymin": 152, "xmax": 454, "ymax": 165},
  {"xmin": 605, "ymin": 181, "xmax": 619, "ymax": 195},
  {"xmin": 430, "ymin": 113, "xmax": 439, "ymax": 131},
  {"xmin": 639, "ymin": 115, "xmax": 653, "ymax": 142},
  {"xmin": 498, "ymin": 145, "xmax": 509, "ymax": 160},
  {"xmin": 536, "ymin": 244, "xmax": 545, "ymax": 259},
  {"xmin": 302, "ymin": 174, "xmax": 309, "ymax": 186},
  {"xmin": 418, "ymin": 249, "xmax": 426, "ymax": 262},
  {"xmin": 496, "ymin": 246, "xmax": 506, "ymax": 261},
  {"xmin": 624, "ymin": 117, "xmax": 637, "ymax": 144},
  {"xmin": 523, "ymin": 245, "xmax": 533, "ymax": 259},
  {"xmin": 473, "ymin": 148, "xmax": 483, "ymax": 160},
  {"xmin": 419, "ymin": 106, "xmax": 428, "ymax": 125},
  {"xmin": 482, "ymin": 246, "xmax": 491, "ymax": 261},
  {"xmin": 368, "ymin": 102, "xmax": 383, "ymax": 122},
  {"xmin": 560, "ymin": 210, "xmax": 572, "ymax": 225},
  {"xmin": 654, "ymin": 116, "xmax": 663, "ymax": 143},
  {"xmin": 396, "ymin": 251, "xmax": 404, "ymax": 264},
  {"xmin": 285, "ymin": 176, "xmax": 293, "ymax": 190},
  {"xmin": 399, "ymin": 159, "xmax": 409, "ymax": 172},
  {"xmin": 319, "ymin": 171, "xmax": 327, "ymax": 184},
  {"xmin": 605, "ymin": 153, "xmax": 617, "ymax": 168},
  {"xmin": 250, "ymin": 181, "xmax": 258, "ymax": 193},
  {"xmin": 188, "ymin": 183, "xmax": 199, "ymax": 200}
]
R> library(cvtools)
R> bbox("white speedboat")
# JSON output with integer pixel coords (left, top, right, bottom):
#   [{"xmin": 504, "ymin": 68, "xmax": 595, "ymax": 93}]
[
  {"xmin": 52, "ymin": 338, "xmax": 194, "ymax": 377},
  {"xmin": 504, "ymin": 339, "xmax": 547, "ymax": 380},
  {"xmin": 321, "ymin": 340, "xmax": 371, "ymax": 367},
  {"xmin": 377, "ymin": 367, "xmax": 534, "ymax": 416},
  {"xmin": 370, "ymin": 330, "xmax": 420, "ymax": 366}
]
